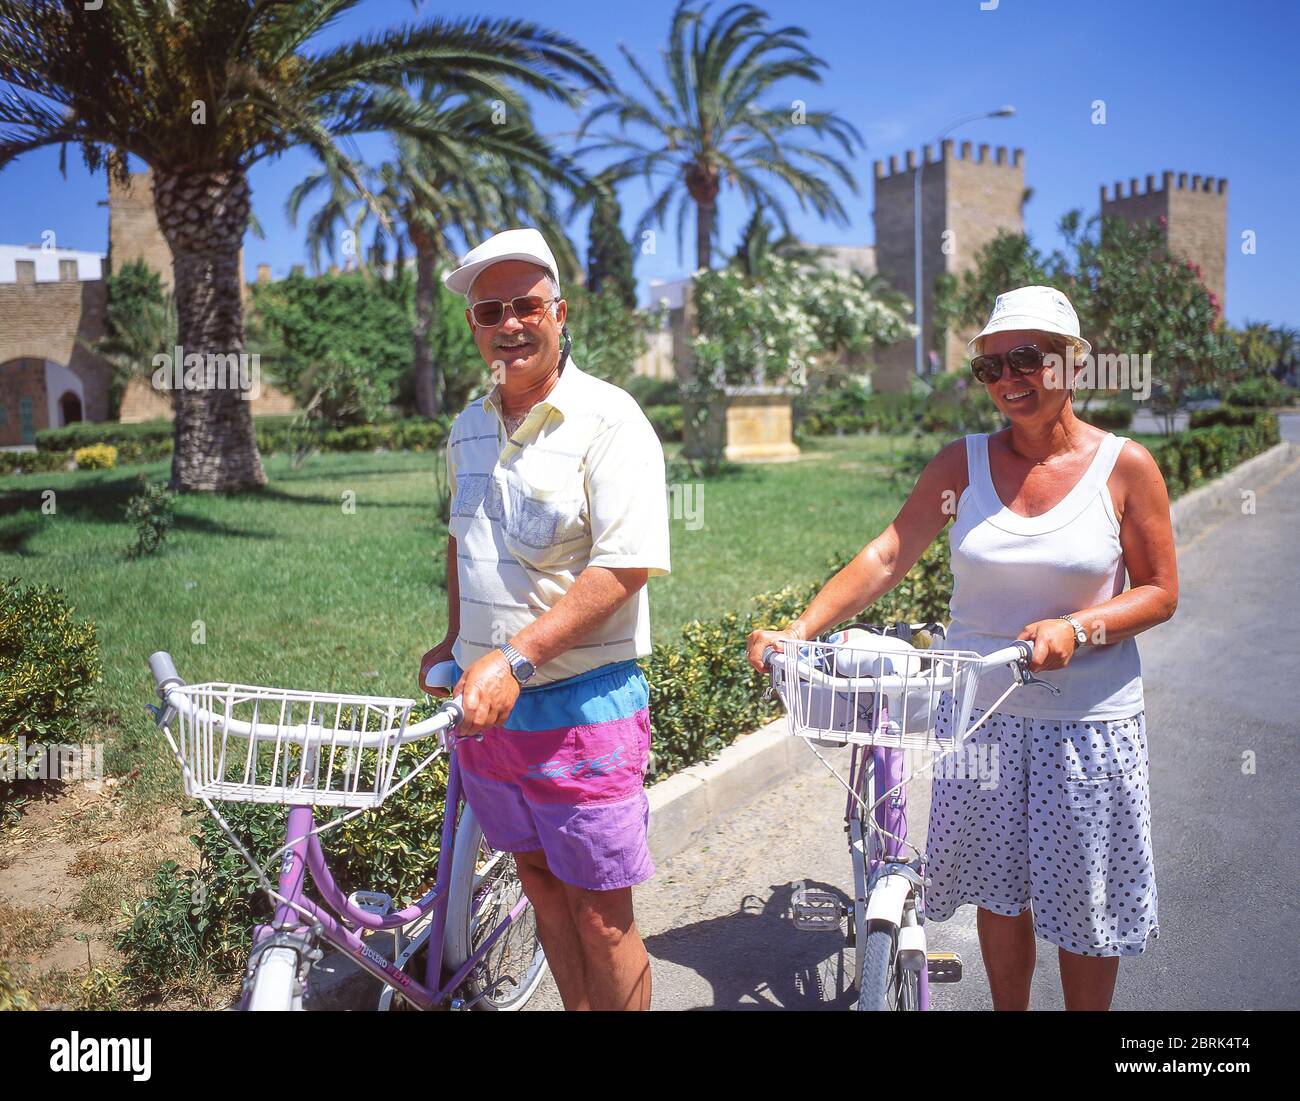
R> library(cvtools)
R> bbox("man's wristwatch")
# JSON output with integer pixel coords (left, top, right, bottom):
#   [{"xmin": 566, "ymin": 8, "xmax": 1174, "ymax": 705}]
[
  {"xmin": 498, "ymin": 643, "xmax": 536, "ymax": 686},
  {"xmin": 1059, "ymin": 615, "xmax": 1088, "ymax": 648}
]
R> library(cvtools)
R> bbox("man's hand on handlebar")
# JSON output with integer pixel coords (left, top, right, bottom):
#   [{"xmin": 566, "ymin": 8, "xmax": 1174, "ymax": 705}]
[{"xmin": 746, "ymin": 623, "xmax": 806, "ymax": 673}]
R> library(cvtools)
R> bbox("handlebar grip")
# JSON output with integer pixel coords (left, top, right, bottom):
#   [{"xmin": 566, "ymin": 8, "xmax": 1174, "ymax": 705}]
[
  {"xmin": 149, "ymin": 651, "xmax": 183, "ymax": 693},
  {"xmin": 761, "ymin": 645, "xmax": 777, "ymax": 670},
  {"xmin": 980, "ymin": 640, "xmax": 1034, "ymax": 668}
]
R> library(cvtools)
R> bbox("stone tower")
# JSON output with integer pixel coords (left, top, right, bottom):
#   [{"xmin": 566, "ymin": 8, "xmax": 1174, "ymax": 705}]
[
  {"xmin": 107, "ymin": 169, "xmax": 177, "ymax": 292},
  {"xmin": 1101, "ymin": 171, "xmax": 1227, "ymax": 310},
  {"xmin": 872, "ymin": 141, "xmax": 1025, "ymax": 391}
]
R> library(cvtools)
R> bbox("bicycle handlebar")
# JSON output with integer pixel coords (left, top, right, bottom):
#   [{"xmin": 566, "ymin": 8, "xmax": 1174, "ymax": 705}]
[
  {"xmin": 148, "ymin": 651, "xmax": 463, "ymax": 749},
  {"xmin": 763, "ymin": 638, "xmax": 1035, "ymax": 688}
]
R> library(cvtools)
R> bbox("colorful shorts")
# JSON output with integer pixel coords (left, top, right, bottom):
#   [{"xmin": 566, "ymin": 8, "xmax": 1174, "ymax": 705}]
[
  {"xmin": 453, "ymin": 659, "xmax": 655, "ymax": 892},
  {"xmin": 925, "ymin": 706, "xmax": 1158, "ymax": 958}
]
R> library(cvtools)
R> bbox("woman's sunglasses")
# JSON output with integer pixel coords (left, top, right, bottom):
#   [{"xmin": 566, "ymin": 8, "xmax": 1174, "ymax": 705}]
[
  {"xmin": 970, "ymin": 344, "xmax": 1051, "ymax": 384},
  {"xmin": 470, "ymin": 295, "xmax": 560, "ymax": 328}
]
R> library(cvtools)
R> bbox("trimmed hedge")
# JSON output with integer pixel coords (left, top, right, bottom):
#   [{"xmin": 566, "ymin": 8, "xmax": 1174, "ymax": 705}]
[
  {"xmin": 1223, "ymin": 376, "xmax": 1298, "ymax": 409},
  {"xmin": 13, "ymin": 415, "xmax": 453, "ymax": 478},
  {"xmin": 0, "ymin": 450, "xmax": 71, "ymax": 476},
  {"xmin": 1151, "ymin": 410, "xmax": 1279, "ymax": 498},
  {"xmin": 796, "ymin": 385, "xmax": 1003, "ymax": 439},
  {"xmin": 1085, "ymin": 402, "xmax": 1134, "ymax": 430}
]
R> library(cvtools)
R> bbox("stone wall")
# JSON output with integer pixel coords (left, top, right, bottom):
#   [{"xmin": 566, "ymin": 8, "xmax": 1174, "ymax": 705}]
[{"xmin": 0, "ymin": 279, "xmax": 112, "ymax": 443}]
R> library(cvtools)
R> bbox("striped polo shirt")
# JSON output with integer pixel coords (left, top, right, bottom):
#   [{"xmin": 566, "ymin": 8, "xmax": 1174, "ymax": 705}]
[{"xmin": 445, "ymin": 358, "xmax": 671, "ymax": 684}]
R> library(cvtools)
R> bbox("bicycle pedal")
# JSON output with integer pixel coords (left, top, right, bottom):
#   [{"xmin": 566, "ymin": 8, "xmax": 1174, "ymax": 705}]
[
  {"xmin": 790, "ymin": 885, "xmax": 844, "ymax": 932},
  {"xmin": 348, "ymin": 891, "xmax": 394, "ymax": 916},
  {"xmin": 926, "ymin": 951, "xmax": 962, "ymax": 983}
]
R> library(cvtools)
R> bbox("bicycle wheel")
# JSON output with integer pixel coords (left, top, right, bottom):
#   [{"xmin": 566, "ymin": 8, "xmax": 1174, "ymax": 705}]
[
  {"xmin": 244, "ymin": 942, "xmax": 307, "ymax": 1011},
  {"xmin": 442, "ymin": 803, "xmax": 548, "ymax": 1011},
  {"xmin": 857, "ymin": 925, "xmax": 919, "ymax": 1011}
]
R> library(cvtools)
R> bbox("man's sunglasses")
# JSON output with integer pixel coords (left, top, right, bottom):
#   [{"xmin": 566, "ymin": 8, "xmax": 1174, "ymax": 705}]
[
  {"xmin": 970, "ymin": 344, "xmax": 1051, "ymax": 384},
  {"xmin": 469, "ymin": 295, "xmax": 560, "ymax": 328}
]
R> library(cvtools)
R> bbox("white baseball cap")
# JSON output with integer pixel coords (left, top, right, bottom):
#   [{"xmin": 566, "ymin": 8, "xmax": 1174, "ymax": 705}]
[
  {"xmin": 443, "ymin": 227, "xmax": 560, "ymax": 297},
  {"xmin": 967, "ymin": 285, "xmax": 1091, "ymax": 359}
]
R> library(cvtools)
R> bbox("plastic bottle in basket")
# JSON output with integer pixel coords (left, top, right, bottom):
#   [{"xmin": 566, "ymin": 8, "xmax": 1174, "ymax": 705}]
[{"xmin": 827, "ymin": 629, "xmax": 922, "ymax": 678}]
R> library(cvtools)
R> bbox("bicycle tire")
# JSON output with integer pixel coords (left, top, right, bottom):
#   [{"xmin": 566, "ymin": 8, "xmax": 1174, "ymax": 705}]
[
  {"xmin": 858, "ymin": 926, "xmax": 895, "ymax": 1011},
  {"xmin": 244, "ymin": 944, "xmax": 304, "ymax": 1011},
  {"xmin": 858, "ymin": 925, "xmax": 922, "ymax": 1011},
  {"xmin": 442, "ymin": 804, "xmax": 548, "ymax": 1011}
]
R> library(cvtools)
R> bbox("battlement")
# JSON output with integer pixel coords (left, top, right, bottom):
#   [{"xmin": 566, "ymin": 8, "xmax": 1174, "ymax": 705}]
[
  {"xmin": 873, "ymin": 142, "xmax": 1024, "ymax": 180},
  {"xmin": 1101, "ymin": 171, "xmax": 1228, "ymax": 202}
]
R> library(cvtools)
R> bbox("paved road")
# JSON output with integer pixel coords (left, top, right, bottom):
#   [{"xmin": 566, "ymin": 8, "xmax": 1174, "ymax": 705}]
[{"xmin": 530, "ymin": 446, "xmax": 1300, "ymax": 1011}]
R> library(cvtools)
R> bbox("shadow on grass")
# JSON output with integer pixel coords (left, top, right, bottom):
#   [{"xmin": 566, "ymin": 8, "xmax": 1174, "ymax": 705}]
[{"xmin": 0, "ymin": 475, "xmax": 276, "ymax": 556}]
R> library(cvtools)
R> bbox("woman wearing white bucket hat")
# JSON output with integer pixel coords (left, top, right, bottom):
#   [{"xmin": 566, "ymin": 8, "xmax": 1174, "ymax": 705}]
[{"xmin": 749, "ymin": 285, "xmax": 1179, "ymax": 1010}]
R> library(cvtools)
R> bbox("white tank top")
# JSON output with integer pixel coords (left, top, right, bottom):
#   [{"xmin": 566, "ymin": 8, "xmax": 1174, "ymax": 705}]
[{"xmin": 946, "ymin": 432, "xmax": 1144, "ymax": 720}]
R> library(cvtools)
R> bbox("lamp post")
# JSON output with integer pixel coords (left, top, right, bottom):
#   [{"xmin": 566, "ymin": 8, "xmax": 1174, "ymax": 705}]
[{"xmin": 913, "ymin": 106, "xmax": 1016, "ymax": 378}]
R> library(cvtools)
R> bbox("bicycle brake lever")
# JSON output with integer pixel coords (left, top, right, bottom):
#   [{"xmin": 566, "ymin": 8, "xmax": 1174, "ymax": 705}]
[
  {"xmin": 1012, "ymin": 663, "xmax": 1061, "ymax": 695},
  {"xmin": 146, "ymin": 701, "xmax": 177, "ymax": 728}
]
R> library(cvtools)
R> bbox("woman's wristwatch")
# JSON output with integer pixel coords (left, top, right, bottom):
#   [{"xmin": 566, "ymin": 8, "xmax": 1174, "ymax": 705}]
[{"xmin": 1059, "ymin": 615, "xmax": 1088, "ymax": 648}]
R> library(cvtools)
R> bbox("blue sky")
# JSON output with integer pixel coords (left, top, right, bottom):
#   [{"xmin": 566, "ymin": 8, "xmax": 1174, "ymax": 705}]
[{"xmin": 1, "ymin": 0, "xmax": 1296, "ymax": 325}]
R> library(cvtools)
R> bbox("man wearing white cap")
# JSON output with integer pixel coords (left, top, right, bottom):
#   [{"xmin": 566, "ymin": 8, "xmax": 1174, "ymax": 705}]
[
  {"xmin": 419, "ymin": 228, "xmax": 670, "ymax": 1010},
  {"xmin": 749, "ymin": 285, "xmax": 1178, "ymax": 1010}
]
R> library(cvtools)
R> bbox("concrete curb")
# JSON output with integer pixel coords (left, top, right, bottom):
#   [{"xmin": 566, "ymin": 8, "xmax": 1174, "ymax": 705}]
[
  {"xmin": 646, "ymin": 718, "xmax": 823, "ymax": 864},
  {"xmin": 643, "ymin": 438, "xmax": 1299, "ymax": 863},
  {"xmin": 1167, "ymin": 441, "xmax": 1295, "ymax": 546}
]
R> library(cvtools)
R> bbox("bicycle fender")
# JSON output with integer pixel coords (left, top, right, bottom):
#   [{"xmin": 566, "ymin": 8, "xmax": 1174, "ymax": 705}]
[
  {"xmin": 897, "ymin": 923, "xmax": 927, "ymax": 971},
  {"xmin": 864, "ymin": 873, "xmax": 913, "ymax": 927}
]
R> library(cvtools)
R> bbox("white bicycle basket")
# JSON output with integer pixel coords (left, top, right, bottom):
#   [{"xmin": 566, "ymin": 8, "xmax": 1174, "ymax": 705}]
[
  {"xmin": 169, "ymin": 682, "xmax": 418, "ymax": 808},
  {"xmin": 773, "ymin": 633, "xmax": 985, "ymax": 752}
]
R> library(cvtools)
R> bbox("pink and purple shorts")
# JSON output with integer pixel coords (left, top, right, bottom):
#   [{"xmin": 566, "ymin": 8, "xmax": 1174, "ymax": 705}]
[{"xmin": 453, "ymin": 660, "xmax": 655, "ymax": 892}]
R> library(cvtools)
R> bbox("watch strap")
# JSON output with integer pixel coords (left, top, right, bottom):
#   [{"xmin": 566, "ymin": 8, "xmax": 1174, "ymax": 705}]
[{"xmin": 1059, "ymin": 615, "xmax": 1087, "ymax": 646}]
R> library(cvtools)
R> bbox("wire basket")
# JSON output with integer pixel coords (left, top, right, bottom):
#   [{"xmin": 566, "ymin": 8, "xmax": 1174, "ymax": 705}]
[
  {"xmin": 170, "ymin": 682, "xmax": 418, "ymax": 808},
  {"xmin": 773, "ymin": 636, "xmax": 986, "ymax": 752}
]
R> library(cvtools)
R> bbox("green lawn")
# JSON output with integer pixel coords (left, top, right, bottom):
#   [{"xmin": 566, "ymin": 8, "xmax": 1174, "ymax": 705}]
[{"xmin": 2, "ymin": 435, "xmax": 922, "ymax": 792}]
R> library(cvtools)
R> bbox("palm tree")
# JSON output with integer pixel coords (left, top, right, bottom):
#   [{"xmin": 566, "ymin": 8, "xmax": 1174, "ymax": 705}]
[
  {"xmin": 0, "ymin": 0, "xmax": 608, "ymax": 490},
  {"xmin": 728, "ymin": 203, "xmax": 821, "ymax": 278},
  {"xmin": 289, "ymin": 90, "xmax": 586, "ymax": 417},
  {"xmin": 576, "ymin": 0, "xmax": 861, "ymax": 272}
]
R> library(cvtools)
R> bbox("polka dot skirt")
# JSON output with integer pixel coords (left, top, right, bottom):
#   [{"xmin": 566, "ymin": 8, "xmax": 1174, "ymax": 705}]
[{"xmin": 924, "ymin": 705, "xmax": 1159, "ymax": 958}]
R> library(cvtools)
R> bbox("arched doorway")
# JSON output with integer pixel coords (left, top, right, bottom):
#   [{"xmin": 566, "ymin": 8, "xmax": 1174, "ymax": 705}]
[{"xmin": 58, "ymin": 391, "xmax": 83, "ymax": 425}]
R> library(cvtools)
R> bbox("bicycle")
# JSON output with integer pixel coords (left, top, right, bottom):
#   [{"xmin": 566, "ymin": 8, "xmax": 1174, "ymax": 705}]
[
  {"xmin": 146, "ymin": 651, "xmax": 548, "ymax": 1011},
  {"xmin": 762, "ymin": 624, "xmax": 1057, "ymax": 1011}
]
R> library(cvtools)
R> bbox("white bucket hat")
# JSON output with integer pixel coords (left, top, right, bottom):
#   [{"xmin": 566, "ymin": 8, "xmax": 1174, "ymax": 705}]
[
  {"xmin": 443, "ymin": 227, "xmax": 560, "ymax": 297},
  {"xmin": 967, "ymin": 285, "xmax": 1091, "ymax": 359}
]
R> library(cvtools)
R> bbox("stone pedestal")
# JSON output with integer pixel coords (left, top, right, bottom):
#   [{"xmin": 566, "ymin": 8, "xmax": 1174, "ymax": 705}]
[{"xmin": 684, "ymin": 386, "xmax": 800, "ymax": 463}]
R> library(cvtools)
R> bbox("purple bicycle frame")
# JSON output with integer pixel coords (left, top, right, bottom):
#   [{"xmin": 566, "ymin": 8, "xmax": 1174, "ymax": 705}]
[
  {"xmin": 845, "ymin": 704, "xmax": 931, "ymax": 1010},
  {"xmin": 245, "ymin": 747, "xmax": 530, "ymax": 1010}
]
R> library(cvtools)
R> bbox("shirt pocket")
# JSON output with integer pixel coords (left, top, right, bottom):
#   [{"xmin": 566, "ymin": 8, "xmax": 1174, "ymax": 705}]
[
  {"xmin": 500, "ymin": 470, "xmax": 587, "ymax": 567},
  {"xmin": 447, "ymin": 472, "xmax": 503, "ymax": 541}
]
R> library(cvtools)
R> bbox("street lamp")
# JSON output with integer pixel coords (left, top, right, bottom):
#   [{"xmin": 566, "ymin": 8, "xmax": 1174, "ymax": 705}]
[{"xmin": 913, "ymin": 106, "xmax": 1016, "ymax": 378}]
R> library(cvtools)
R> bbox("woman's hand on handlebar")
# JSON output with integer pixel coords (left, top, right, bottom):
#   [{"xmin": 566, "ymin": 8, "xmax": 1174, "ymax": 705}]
[
  {"xmin": 1017, "ymin": 619, "xmax": 1078, "ymax": 672},
  {"xmin": 746, "ymin": 623, "xmax": 806, "ymax": 673}
]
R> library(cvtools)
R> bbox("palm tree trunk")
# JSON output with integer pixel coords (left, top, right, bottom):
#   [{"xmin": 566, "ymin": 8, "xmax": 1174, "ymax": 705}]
[
  {"xmin": 696, "ymin": 198, "xmax": 717, "ymax": 271},
  {"xmin": 412, "ymin": 239, "xmax": 441, "ymax": 418},
  {"xmin": 153, "ymin": 168, "xmax": 266, "ymax": 492}
]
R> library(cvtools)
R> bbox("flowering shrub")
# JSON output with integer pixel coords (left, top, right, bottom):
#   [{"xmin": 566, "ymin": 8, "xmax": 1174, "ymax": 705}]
[
  {"xmin": 73, "ymin": 443, "xmax": 118, "ymax": 470},
  {"xmin": 692, "ymin": 258, "xmax": 914, "ymax": 388}
]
